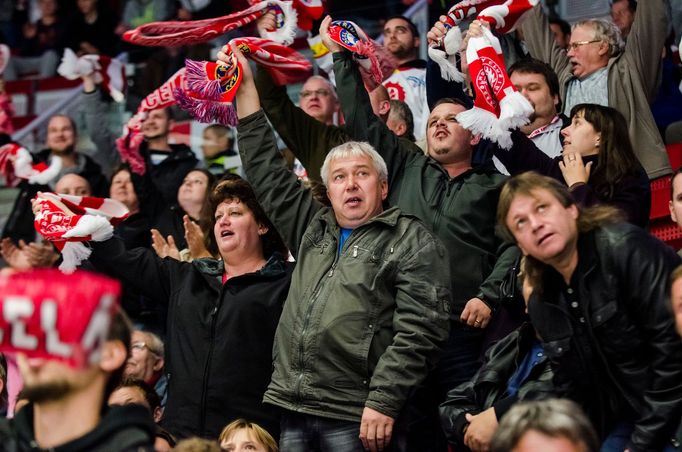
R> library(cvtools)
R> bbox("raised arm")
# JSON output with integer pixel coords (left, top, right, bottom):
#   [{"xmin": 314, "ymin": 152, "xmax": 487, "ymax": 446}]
[
  {"xmin": 520, "ymin": 5, "xmax": 573, "ymax": 86},
  {"xmin": 81, "ymin": 74, "xmax": 121, "ymax": 177},
  {"xmin": 254, "ymin": 66, "xmax": 349, "ymax": 182},
  {"xmin": 227, "ymin": 45, "xmax": 323, "ymax": 257},
  {"xmin": 89, "ymin": 235, "xmax": 180, "ymax": 306},
  {"xmin": 501, "ymin": 130, "xmax": 561, "ymax": 177},
  {"xmin": 624, "ymin": 0, "xmax": 668, "ymax": 101}
]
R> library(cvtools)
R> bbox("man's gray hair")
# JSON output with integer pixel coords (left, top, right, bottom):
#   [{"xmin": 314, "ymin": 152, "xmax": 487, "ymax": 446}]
[
  {"xmin": 320, "ymin": 141, "xmax": 388, "ymax": 187},
  {"xmin": 138, "ymin": 330, "xmax": 164, "ymax": 357},
  {"xmin": 490, "ymin": 399, "xmax": 599, "ymax": 452},
  {"xmin": 388, "ymin": 99, "xmax": 415, "ymax": 140},
  {"xmin": 574, "ymin": 18, "xmax": 624, "ymax": 58}
]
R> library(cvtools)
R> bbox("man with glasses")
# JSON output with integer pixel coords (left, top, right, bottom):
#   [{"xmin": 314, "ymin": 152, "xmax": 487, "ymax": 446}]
[
  {"xmin": 521, "ymin": 0, "xmax": 671, "ymax": 179},
  {"xmin": 124, "ymin": 330, "xmax": 167, "ymax": 407}
]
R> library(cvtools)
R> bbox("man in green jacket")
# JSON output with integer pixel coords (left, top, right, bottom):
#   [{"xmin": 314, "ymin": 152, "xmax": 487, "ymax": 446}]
[{"xmin": 227, "ymin": 44, "xmax": 452, "ymax": 452}]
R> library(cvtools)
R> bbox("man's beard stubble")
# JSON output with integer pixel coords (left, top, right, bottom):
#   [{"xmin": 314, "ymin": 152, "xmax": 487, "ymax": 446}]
[{"xmin": 22, "ymin": 380, "xmax": 72, "ymax": 403}]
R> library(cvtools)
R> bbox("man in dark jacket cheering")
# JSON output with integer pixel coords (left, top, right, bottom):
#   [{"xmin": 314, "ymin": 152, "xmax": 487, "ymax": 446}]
[
  {"xmin": 497, "ymin": 172, "xmax": 682, "ymax": 451},
  {"xmin": 226, "ymin": 44, "xmax": 451, "ymax": 451}
]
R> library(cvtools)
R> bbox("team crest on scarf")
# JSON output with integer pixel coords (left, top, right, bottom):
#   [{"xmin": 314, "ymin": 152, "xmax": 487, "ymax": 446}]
[
  {"xmin": 326, "ymin": 20, "xmax": 396, "ymax": 89},
  {"xmin": 428, "ymin": 0, "xmax": 539, "ymax": 81},
  {"xmin": 175, "ymin": 37, "xmax": 312, "ymax": 125}
]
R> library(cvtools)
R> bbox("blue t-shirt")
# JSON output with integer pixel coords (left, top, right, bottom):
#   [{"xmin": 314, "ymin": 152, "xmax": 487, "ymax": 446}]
[
  {"xmin": 338, "ymin": 228, "xmax": 353, "ymax": 253},
  {"xmin": 505, "ymin": 340, "xmax": 544, "ymax": 397}
]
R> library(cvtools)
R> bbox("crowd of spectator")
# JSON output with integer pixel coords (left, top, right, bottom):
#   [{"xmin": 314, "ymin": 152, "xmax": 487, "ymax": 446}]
[{"xmin": 0, "ymin": 0, "xmax": 681, "ymax": 451}]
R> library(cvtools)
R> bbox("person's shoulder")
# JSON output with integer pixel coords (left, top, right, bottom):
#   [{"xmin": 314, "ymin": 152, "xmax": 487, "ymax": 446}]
[{"xmin": 168, "ymin": 143, "xmax": 197, "ymax": 160}]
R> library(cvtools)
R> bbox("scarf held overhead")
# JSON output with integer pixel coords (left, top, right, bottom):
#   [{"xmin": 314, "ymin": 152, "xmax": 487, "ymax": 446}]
[
  {"xmin": 456, "ymin": 26, "xmax": 532, "ymax": 149},
  {"xmin": 326, "ymin": 20, "xmax": 396, "ymax": 89},
  {"xmin": 428, "ymin": 0, "xmax": 539, "ymax": 81},
  {"xmin": 123, "ymin": 0, "xmax": 297, "ymax": 47},
  {"xmin": 34, "ymin": 193, "xmax": 129, "ymax": 273},
  {"xmin": 176, "ymin": 37, "xmax": 312, "ymax": 125}
]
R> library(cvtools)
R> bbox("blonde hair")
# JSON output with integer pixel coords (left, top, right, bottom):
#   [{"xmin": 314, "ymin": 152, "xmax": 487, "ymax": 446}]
[{"xmin": 218, "ymin": 419, "xmax": 278, "ymax": 452}]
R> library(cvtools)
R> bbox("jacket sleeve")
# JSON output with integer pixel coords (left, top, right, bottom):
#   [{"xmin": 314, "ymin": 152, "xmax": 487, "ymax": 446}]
[
  {"xmin": 624, "ymin": 0, "xmax": 668, "ymax": 102},
  {"xmin": 82, "ymin": 88, "xmax": 121, "ymax": 176},
  {"xmin": 364, "ymin": 231, "xmax": 451, "ymax": 419},
  {"xmin": 439, "ymin": 350, "xmax": 493, "ymax": 445},
  {"xmin": 611, "ymin": 229, "xmax": 682, "ymax": 451},
  {"xmin": 569, "ymin": 173, "xmax": 650, "ymax": 228},
  {"xmin": 88, "ymin": 236, "xmax": 180, "ymax": 306},
  {"xmin": 476, "ymin": 233, "xmax": 521, "ymax": 312},
  {"xmin": 426, "ymin": 57, "xmax": 473, "ymax": 111},
  {"xmin": 501, "ymin": 131, "xmax": 561, "ymax": 177},
  {"xmin": 237, "ymin": 109, "xmax": 323, "ymax": 258},
  {"xmin": 520, "ymin": 5, "xmax": 573, "ymax": 88},
  {"xmin": 254, "ymin": 66, "xmax": 349, "ymax": 182},
  {"xmin": 333, "ymin": 52, "xmax": 422, "ymax": 188}
]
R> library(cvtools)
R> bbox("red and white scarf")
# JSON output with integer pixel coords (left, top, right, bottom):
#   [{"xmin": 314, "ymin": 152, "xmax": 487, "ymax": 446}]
[
  {"xmin": 248, "ymin": 0, "xmax": 324, "ymax": 31},
  {"xmin": 176, "ymin": 37, "xmax": 312, "ymax": 125},
  {"xmin": 428, "ymin": 0, "xmax": 539, "ymax": 81},
  {"xmin": 0, "ymin": 269, "xmax": 121, "ymax": 369},
  {"xmin": 34, "ymin": 193, "xmax": 129, "ymax": 273},
  {"xmin": 456, "ymin": 27, "xmax": 532, "ymax": 148},
  {"xmin": 115, "ymin": 68, "xmax": 185, "ymax": 175},
  {"xmin": 124, "ymin": 0, "xmax": 297, "ymax": 47},
  {"xmin": 0, "ymin": 143, "xmax": 62, "ymax": 187},
  {"xmin": 326, "ymin": 20, "xmax": 396, "ymax": 89},
  {"xmin": 57, "ymin": 49, "xmax": 126, "ymax": 102}
]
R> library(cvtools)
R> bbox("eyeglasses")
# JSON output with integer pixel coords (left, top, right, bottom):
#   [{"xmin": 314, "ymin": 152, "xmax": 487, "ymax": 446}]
[
  {"xmin": 131, "ymin": 341, "xmax": 161, "ymax": 356},
  {"xmin": 299, "ymin": 89, "xmax": 332, "ymax": 99},
  {"xmin": 567, "ymin": 40, "xmax": 602, "ymax": 51}
]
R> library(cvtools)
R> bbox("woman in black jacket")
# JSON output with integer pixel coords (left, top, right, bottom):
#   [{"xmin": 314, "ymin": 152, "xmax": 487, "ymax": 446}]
[
  {"xmin": 498, "ymin": 104, "xmax": 651, "ymax": 228},
  {"xmin": 87, "ymin": 177, "xmax": 292, "ymax": 440}
]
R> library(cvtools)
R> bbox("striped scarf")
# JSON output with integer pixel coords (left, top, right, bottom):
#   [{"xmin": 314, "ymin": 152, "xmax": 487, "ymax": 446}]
[
  {"xmin": 428, "ymin": 0, "xmax": 539, "ymax": 81},
  {"xmin": 123, "ymin": 0, "xmax": 297, "ymax": 47},
  {"xmin": 34, "ymin": 193, "xmax": 129, "ymax": 273},
  {"xmin": 175, "ymin": 37, "xmax": 312, "ymax": 125}
]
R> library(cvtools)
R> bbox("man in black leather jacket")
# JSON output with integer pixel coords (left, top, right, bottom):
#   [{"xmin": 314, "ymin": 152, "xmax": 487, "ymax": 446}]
[{"xmin": 497, "ymin": 172, "xmax": 682, "ymax": 452}]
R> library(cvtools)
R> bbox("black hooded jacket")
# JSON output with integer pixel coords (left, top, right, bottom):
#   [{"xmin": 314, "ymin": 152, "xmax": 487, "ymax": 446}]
[{"xmin": 0, "ymin": 403, "xmax": 155, "ymax": 451}]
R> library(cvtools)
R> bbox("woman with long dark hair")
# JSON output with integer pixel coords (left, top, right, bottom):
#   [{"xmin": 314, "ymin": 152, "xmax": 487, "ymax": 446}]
[{"xmin": 497, "ymin": 103, "xmax": 650, "ymax": 227}]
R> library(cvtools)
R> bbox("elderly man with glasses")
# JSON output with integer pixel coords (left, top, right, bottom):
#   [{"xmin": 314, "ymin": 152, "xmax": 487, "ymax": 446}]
[
  {"xmin": 521, "ymin": 0, "xmax": 671, "ymax": 180},
  {"xmin": 124, "ymin": 329, "xmax": 167, "ymax": 407}
]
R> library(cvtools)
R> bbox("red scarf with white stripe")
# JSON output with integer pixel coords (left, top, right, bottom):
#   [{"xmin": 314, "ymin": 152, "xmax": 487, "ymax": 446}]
[
  {"xmin": 247, "ymin": 0, "xmax": 324, "ymax": 31},
  {"xmin": 0, "ymin": 143, "xmax": 62, "ymax": 187},
  {"xmin": 57, "ymin": 49, "xmax": 126, "ymax": 102},
  {"xmin": 175, "ymin": 37, "xmax": 312, "ymax": 125},
  {"xmin": 123, "ymin": 0, "xmax": 297, "ymax": 47},
  {"xmin": 456, "ymin": 27, "xmax": 532, "ymax": 148},
  {"xmin": 34, "ymin": 193, "xmax": 129, "ymax": 273},
  {"xmin": 428, "ymin": 0, "xmax": 539, "ymax": 81}
]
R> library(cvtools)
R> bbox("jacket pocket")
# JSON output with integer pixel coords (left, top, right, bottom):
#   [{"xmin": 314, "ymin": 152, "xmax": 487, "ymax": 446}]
[{"xmin": 543, "ymin": 337, "xmax": 571, "ymax": 359}]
